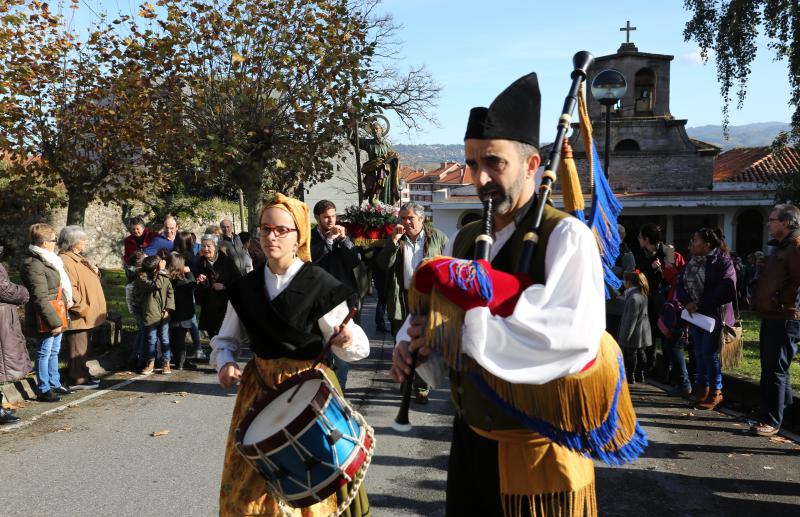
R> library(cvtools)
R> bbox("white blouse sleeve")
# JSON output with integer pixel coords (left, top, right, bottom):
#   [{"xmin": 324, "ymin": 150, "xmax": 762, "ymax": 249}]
[
  {"xmin": 318, "ymin": 301, "xmax": 370, "ymax": 362},
  {"xmin": 460, "ymin": 218, "xmax": 605, "ymax": 385},
  {"xmin": 210, "ymin": 302, "xmax": 249, "ymax": 371}
]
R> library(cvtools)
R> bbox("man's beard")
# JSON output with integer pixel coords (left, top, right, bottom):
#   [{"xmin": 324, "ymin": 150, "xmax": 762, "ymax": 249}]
[{"xmin": 477, "ymin": 173, "xmax": 525, "ymax": 216}]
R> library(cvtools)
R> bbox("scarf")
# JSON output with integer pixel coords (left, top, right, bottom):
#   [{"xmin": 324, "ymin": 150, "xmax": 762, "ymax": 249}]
[
  {"xmin": 260, "ymin": 193, "xmax": 312, "ymax": 263},
  {"xmin": 29, "ymin": 245, "xmax": 73, "ymax": 308},
  {"xmin": 683, "ymin": 249, "xmax": 717, "ymax": 303}
]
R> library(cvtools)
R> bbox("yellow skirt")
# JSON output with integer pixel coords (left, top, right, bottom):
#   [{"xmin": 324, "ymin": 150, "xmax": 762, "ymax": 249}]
[{"xmin": 219, "ymin": 357, "xmax": 371, "ymax": 517}]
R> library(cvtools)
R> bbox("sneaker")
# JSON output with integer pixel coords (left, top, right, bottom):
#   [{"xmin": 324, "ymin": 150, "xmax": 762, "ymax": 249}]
[
  {"xmin": 36, "ymin": 390, "xmax": 62, "ymax": 403},
  {"xmin": 668, "ymin": 384, "xmax": 692, "ymax": 398},
  {"xmin": 0, "ymin": 409, "xmax": 20, "ymax": 425},
  {"xmin": 162, "ymin": 362, "xmax": 172, "ymax": 374},
  {"xmin": 53, "ymin": 386, "xmax": 74, "ymax": 395},
  {"xmin": 141, "ymin": 360, "xmax": 155, "ymax": 375},
  {"xmin": 70, "ymin": 380, "xmax": 100, "ymax": 391},
  {"xmin": 194, "ymin": 349, "xmax": 206, "ymax": 361},
  {"xmin": 752, "ymin": 422, "xmax": 780, "ymax": 437}
]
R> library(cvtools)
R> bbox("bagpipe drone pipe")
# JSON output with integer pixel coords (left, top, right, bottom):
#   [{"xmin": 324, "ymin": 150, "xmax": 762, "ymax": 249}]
[{"xmin": 394, "ymin": 51, "xmax": 646, "ymax": 466}]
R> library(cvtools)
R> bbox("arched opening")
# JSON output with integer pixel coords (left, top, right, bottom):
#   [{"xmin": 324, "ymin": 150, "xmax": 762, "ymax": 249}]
[
  {"xmin": 615, "ymin": 139, "xmax": 640, "ymax": 151},
  {"xmin": 634, "ymin": 68, "xmax": 655, "ymax": 115},
  {"xmin": 735, "ymin": 209, "xmax": 764, "ymax": 256},
  {"xmin": 459, "ymin": 211, "xmax": 482, "ymax": 228}
]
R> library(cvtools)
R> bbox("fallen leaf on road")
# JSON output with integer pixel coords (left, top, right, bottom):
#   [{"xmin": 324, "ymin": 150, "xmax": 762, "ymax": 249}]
[
  {"xmin": 55, "ymin": 427, "xmax": 72, "ymax": 433},
  {"xmin": 768, "ymin": 436, "xmax": 791, "ymax": 444},
  {"xmin": 726, "ymin": 454, "xmax": 734, "ymax": 458},
  {"xmin": 739, "ymin": 453, "xmax": 752, "ymax": 457},
  {"xmin": 2, "ymin": 401, "xmax": 27, "ymax": 410},
  {"xmin": 763, "ymin": 466, "xmax": 774, "ymax": 470},
  {"xmin": 162, "ymin": 392, "xmax": 188, "ymax": 397},
  {"xmin": 688, "ymin": 412, "xmax": 695, "ymax": 417},
  {"xmin": 172, "ymin": 400, "xmax": 181, "ymax": 404},
  {"xmin": 670, "ymin": 430, "xmax": 678, "ymax": 434},
  {"xmin": 151, "ymin": 430, "xmax": 170, "ymax": 437}
]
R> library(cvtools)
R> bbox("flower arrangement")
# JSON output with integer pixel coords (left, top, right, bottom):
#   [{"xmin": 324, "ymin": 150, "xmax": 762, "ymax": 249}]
[
  {"xmin": 341, "ymin": 201, "xmax": 399, "ymax": 241},
  {"xmin": 342, "ymin": 201, "xmax": 399, "ymax": 229}
]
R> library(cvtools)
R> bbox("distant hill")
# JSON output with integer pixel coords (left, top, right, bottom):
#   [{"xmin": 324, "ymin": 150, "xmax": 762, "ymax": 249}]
[
  {"xmin": 686, "ymin": 122, "xmax": 790, "ymax": 150},
  {"xmin": 391, "ymin": 122, "xmax": 791, "ymax": 166},
  {"xmin": 393, "ymin": 143, "xmax": 463, "ymax": 170}
]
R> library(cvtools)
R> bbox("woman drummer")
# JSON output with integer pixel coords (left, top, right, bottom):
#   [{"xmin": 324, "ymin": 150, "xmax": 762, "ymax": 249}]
[{"xmin": 211, "ymin": 193, "xmax": 371, "ymax": 517}]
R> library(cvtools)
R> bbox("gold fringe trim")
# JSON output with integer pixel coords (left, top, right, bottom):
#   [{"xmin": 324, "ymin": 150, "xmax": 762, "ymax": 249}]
[
  {"xmin": 468, "ymin": 334, "xmax": 620, "ymax": 433},
  {"xmin": 720, "ymin": 335, "xmax": 744, "ymax": 370},
  {"xmin": 410, "ymin": 273, "xmax": 640, "ymax": 448},
  {"xmin": 501, "ymin": 480, "xmax": 597, "ymax": 517}
]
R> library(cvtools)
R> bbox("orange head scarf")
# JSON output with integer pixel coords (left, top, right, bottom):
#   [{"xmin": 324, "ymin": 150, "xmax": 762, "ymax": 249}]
[{"xmin": 259, "ymin": 193, "xmax": 311, "ymax": 263}]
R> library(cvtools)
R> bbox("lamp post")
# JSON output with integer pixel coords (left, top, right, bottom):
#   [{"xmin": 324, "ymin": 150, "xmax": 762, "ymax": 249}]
[{"xmin": 590, "ymin": 69, "xmax": 627, "ymax": 178}]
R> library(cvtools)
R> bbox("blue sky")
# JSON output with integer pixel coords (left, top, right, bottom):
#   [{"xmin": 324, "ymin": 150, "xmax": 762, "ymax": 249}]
[{"xmin": 71, "ymin": 1, "xmax": 791, "ymax": 145}]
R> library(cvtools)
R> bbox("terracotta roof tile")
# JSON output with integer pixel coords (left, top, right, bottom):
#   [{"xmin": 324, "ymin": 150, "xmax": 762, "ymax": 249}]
[{"xmin": 714, "ymin": 147, "xmax": 800, "ymax": 183}]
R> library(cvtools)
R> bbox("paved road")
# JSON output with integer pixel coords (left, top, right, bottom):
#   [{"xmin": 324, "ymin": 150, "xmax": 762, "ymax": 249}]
[{"xmin": 1, "ymin": 297, "xmax": 799, "ymax": 516}]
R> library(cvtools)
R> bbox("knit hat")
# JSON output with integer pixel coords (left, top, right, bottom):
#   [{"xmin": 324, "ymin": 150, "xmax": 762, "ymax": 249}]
[
  {"xmin": 464, "ymin": 73, "xmax": 541, "ymax": 147},
  {"xmin": 260, "ymin": 193, "xmax": 311, "ymax": 262}
]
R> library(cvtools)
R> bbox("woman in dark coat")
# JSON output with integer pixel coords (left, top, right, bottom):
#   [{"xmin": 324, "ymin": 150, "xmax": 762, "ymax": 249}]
[
  {"xmin": 677, "ymin": 228, "xmax": 736, "ymax": 411},
  {"xmin": 0, "ymin": 245, "xmax": 31, "ymax": 424},
  {"xmin": 20, "ymin": 223, "xmax": 75, "ymax": 402},
  {"xmin": 194, "ymin": 235, "xmax": 239, "ymax": 338}
]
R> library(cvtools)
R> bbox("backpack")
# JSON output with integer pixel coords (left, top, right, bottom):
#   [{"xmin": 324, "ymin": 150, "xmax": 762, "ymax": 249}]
[{"xmin": 657, "ymin": 299, "xmax": 683, "ymax": 338}]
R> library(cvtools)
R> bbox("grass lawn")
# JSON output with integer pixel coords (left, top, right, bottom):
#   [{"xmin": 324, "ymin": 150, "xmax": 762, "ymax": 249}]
[{"xmin": 727, "ymin": 311, "xmax": 800, "ymax": 391}]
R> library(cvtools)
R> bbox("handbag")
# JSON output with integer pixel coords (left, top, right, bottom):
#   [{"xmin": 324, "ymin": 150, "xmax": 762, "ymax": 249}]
[
  {"xmin": 36, "ymin": 287, "xmax": 69, "ymax": 333},
  {"xmin": 718, "ymin": 294, "xmax": 743, "ymax": 370}
]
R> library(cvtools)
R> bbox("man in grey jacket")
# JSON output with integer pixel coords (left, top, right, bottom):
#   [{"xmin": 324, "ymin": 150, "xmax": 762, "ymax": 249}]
[{"xmin": 377, "ymin": 201, "xmax": 448, "ymax": 403}]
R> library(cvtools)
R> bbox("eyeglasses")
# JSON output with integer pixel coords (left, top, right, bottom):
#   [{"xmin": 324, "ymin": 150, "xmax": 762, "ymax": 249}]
[{"xmin": 258, "ymin": 225, "xmax": 298, "ymax": 238}]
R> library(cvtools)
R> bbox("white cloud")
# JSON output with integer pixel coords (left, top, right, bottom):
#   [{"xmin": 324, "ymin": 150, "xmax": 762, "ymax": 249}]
[{"xmin": 681, "ymin": 47, "xmax": 716, "ymax": 65}]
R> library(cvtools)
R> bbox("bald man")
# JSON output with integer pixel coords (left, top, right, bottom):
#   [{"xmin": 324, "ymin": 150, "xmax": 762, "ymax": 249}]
[{"xmin": 144, "ymin": 216, "xmax": 178, "ymax": 256}]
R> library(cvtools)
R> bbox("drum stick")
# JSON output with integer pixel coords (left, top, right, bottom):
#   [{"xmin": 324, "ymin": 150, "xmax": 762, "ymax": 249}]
[{"xmin": 287, "ymin": 306, "xmax": 358, "ymax": 403}]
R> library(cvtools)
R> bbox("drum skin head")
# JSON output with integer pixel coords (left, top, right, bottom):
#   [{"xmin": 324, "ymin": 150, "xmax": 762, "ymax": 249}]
[{"xmin": 235, "ymin": 368, "xmax": 375, "ymax": 508}]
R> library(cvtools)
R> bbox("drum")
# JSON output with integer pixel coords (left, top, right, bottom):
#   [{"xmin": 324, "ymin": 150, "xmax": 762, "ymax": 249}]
[{"xmin": 235, "ymin": 368, "xmax": 374, "ymax": 510}]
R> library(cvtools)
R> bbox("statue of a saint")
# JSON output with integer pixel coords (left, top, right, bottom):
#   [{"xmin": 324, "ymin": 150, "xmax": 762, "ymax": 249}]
[{"xmin": 354, "ymin": 120, "xmax": 399, "ymax": 205}]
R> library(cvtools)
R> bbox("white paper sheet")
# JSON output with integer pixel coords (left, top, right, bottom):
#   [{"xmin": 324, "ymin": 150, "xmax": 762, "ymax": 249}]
[{"xmin": 681, "ymin": 309, "xmax": 716, "ymax": 333}]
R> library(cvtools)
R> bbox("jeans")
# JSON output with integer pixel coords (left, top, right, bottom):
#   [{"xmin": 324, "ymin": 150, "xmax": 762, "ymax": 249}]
[
  {"xmin": 146, "ymin": 322, "xmax": 171, "ymax": 362},
  {"xmin": 689, "ymin": 324, "xmax": 722, "ymax": 390},
  {"xmin": 759, "ymin": 319, "xmax": 798, "ymax": 428},
  {"xmin": 663, "ymin": 328, "xmax": 691, "ymax": 389},
  {"xmin": 190, "ymin": 314, "xmax": 201, "ymax": 349},
  {"xmin": 36, "ymin": 332, "xmax": 64, "ymax": 393}
]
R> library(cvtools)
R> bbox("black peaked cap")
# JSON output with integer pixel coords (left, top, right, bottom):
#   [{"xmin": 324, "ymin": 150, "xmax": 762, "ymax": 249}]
[{"xmin": 464, "ymin": 73, "xmax": 540, "ymax": 147}]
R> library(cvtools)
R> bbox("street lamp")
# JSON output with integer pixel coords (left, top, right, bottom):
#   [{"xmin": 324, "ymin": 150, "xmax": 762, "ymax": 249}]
[{"xmin": 591, "ymin": 69, "xmax": 627, "ymax": 178}]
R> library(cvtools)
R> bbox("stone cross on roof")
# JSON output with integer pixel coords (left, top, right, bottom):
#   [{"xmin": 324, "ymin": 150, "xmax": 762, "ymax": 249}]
[{"xmin": 620, "ymin": 20, "xmax": 636, "ymax": 43}]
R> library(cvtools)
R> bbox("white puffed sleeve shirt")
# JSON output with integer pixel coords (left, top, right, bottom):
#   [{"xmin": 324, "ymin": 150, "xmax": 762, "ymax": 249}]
[
  {"xmin": 211, "ymin": 259, "xmax": 370, "ymax": 371},
  {"xmin": 399, "ymin": 216, "xmax": 605, "ymax": 387}
]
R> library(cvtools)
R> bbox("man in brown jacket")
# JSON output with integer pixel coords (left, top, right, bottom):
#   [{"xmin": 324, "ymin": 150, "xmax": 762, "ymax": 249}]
[{"xmin": 751, "ymin": 203, "xmax": 800, "ymax": 436}]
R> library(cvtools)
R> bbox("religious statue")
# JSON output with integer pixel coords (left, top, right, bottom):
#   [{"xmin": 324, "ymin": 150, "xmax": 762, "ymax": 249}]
[{"xmin": 352, "ymin": 117, "xmax": 400, "ymax": 206}]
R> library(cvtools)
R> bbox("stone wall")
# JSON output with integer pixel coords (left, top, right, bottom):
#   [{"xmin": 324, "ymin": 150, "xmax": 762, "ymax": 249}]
[{"xmin": 0, "ymin": 200, "xmax": 239, "ymax": 270}]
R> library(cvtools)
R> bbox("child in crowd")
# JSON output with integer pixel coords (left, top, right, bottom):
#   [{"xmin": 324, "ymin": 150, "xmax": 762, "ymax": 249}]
[
  {"xmin": 167, "ymin": 253, "xmax": 197, "ymax": 370},
  {"xmin": 125, "ymin": 251, "xmax": 147, "ymax": 370},
  {"xmin": 134, "ymin": 255, "xmax": 175, "ymax": 375},
  {"xmin": 618, "ymin": 270, "xmax": 652, "ymax": 383}
]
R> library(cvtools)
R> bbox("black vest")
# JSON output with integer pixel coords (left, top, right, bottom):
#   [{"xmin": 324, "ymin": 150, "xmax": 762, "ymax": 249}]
[{"xmin": 227, "ymin": 263, "xmax": 355, "ymax": 360}]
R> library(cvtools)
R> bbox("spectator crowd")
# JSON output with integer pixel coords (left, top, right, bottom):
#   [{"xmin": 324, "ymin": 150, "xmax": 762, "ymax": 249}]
[{"xmin": 0, "ymin": 202, "xmax": 798, "ymax": 438}]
